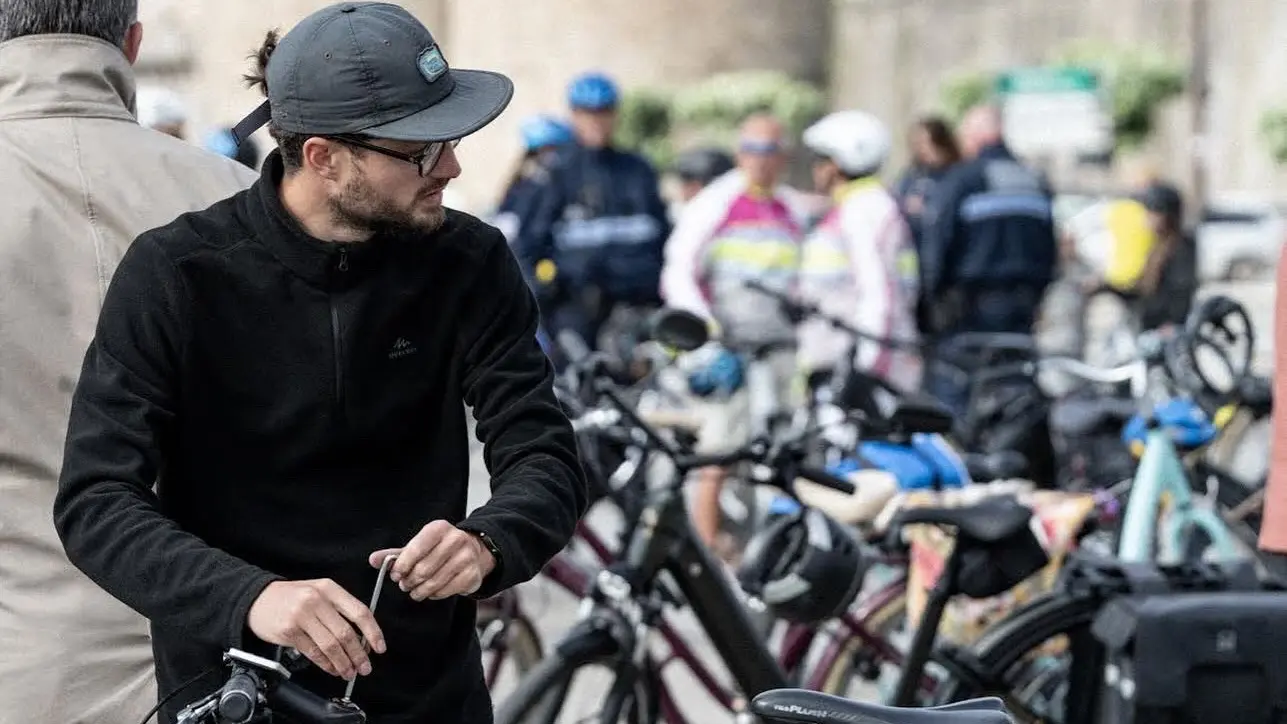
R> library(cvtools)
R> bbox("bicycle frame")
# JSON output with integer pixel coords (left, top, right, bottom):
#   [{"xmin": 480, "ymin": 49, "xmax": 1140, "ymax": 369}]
[
  {"xmin": 1117, "ymin": 427, "xmax": 1242, "ymax": 563},
  {"xmin": 650, "ymin": 576, "xmax": 912, "ymax": 724}
]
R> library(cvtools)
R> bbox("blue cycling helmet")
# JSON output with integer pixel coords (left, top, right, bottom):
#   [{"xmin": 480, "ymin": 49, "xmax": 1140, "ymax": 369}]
[
  {"xmin": 567, "ymin": 72, "xmax": 619, "ymax": 111},
  {"xmin": 520, "ymin": 114, "xmax": 574, "ymax": 152},
  {"xmin": 203, "ymin": 128, "xmax": 239, "ymax": 159},
  {"xmin": 687, "ymin": 348, "xmax": 745, "ymax": 398},
  {"xmin": 203, "ymin": 127, "xmax": 261, "ymax": 170}
]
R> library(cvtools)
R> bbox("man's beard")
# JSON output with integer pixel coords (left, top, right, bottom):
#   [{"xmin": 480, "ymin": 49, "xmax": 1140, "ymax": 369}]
[{"xmin": 327, "ymin": 167, "xmax": 446, "ymax": 237}]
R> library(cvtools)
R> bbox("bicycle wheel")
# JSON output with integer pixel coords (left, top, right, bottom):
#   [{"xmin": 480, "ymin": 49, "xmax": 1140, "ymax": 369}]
[
  {"xmin": 813, "ymin": 587, "xmax": 908, "ymax": 697},
  {"xmin": 934, "ymin": 592, "xmax": 1103, "ymax": 724},
  {"xmin": 478, "ymin": 604, "xmax": 544, "ymax": 691},
  {"xmin": 494, "ymin": 646, "xmax": 660, "ymax": 724}
]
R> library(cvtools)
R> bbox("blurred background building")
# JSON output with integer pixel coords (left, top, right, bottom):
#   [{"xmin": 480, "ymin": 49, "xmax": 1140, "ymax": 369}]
[{"xmin": 133, "ymin": 0, "xmax": 1287, "ymax": 216}]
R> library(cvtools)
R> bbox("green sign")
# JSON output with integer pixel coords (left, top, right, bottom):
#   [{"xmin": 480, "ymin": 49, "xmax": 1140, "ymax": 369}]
[{"xmin": 996, "ymin": 67, "xmax": 1099, "ymax": 95}]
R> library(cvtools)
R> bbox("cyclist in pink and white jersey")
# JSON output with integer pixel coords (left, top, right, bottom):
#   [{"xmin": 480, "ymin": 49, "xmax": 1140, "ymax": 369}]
[
  {"xmin": 660, "ymin": 113, "xmax": 813, "ymax": 548},
  {"xmin": 798, "ymin": 111, "xmax": 922, "ymax": 394}
]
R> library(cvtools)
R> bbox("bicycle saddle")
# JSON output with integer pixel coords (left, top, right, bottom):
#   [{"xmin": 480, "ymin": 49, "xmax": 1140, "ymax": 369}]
[
  {"xmin": 962, "ymin": 450, "xmax": 1029, "ymax": 481},
  {"xmin": 893, "ymin": 494, "xmax": 1032, "ymax": 543},
  {"xmin": 751, "ymin": 689, "xmax": 1012, "ymax": 724}
]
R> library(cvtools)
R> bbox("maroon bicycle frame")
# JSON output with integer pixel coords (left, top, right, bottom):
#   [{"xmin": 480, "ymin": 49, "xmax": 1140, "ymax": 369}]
[{"xmin": 486, "ymin": 518, "xmax": 917, "ymax": 724}]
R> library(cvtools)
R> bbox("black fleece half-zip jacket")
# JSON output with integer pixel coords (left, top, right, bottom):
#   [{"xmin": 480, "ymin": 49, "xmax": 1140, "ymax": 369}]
[{"xmin": 53, "ymin": 151, "xmax": 588, "ymax": 723}]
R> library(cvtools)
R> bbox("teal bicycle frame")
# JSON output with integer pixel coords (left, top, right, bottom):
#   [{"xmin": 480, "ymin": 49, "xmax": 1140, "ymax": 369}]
[
  {"xmin": 1036, "ymin": 355, "xmax": 1244, "ymax": 564},
  {"xmin": 1118, "ymin": 426, "xmax": 1242, "ymax": 563}
]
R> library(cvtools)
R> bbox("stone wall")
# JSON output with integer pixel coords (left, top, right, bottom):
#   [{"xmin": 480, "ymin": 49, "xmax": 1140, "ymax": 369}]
[
  {"xmin": 831, "ymin": 0, "xmax": 1287, "ymax": 199},
  {"xmin": 135, "ymin": 0, "xmax": 830, "ymax": 212},
  {"xmin": 132, "ymin": 0, "xmax": 1287, "ymax": 209}
]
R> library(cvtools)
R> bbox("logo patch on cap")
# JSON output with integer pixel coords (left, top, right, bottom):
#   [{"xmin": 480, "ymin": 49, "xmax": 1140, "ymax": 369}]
[{"xmin": 417, "ymin": 46, "xmax": 448, "ymax": 83}]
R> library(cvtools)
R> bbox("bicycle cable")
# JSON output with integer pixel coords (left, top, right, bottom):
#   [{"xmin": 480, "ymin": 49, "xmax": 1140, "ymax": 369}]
[{"xmin": 137, "ymin": 663, "xmax": 222, "ymax": 724}]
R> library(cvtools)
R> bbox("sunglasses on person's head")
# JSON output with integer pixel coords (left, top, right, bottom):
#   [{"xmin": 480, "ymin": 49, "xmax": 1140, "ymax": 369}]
[
  {"xmin": 329, "ymin": 135, "xmax": 462, "ymax": 177},
  {"xmin": 738, "ymin": 139, "xmax": 783, "ymax": 156}
]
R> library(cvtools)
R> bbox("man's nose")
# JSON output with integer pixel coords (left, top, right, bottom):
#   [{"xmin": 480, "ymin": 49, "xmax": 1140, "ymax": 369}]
[{"xmin": 431, "ymin": 143, "xmax": 463, "ymax": 180}]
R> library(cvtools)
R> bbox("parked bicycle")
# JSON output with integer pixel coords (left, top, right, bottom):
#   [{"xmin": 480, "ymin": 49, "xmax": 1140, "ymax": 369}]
[{"xmin": 493, "ymin": 308, "xmax": 1070, "ymax": 724}]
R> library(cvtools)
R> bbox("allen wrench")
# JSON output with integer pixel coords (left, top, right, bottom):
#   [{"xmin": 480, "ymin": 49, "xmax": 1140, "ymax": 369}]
[
  {"xmin": 276, "ymin": 552, "xmax": 401, "ymax": 704},
  {"xmin": 341, "ymin": 552, "xmax": 398, "ymax": 703}
]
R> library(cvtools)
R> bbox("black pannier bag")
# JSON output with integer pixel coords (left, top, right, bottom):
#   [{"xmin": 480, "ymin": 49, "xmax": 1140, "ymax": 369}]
[{"xmin": 1092, "ymin": 591, "xmax": 1287, "ymax": 724}]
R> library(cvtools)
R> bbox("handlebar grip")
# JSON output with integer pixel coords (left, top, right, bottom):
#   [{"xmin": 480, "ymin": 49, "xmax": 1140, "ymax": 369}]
[
  {"xmin": 798, "ymin": 466, "xmax": 856, "ymax": 495},
  {"xmin": 217, "ymin": 671, "xmax": 259, "ymax": 723},
  {"xmin": 269, "ymin": 679, "xmax": 367, "ymax": 724}
]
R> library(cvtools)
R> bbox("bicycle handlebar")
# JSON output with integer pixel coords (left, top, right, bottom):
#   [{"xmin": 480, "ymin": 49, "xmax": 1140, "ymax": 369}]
[
  {"xmin": 1038, "ymin": 356, "xmax": 1148, "ymax": 388},
  {"xmin": 743, "ymin": 280, "xmax": 1037, "ymax": 361},
  {"xmin": 217, "ymin": 671, "xmax": 257, "ymax": 721},
  {"xmin": 743, "ymin": 280, "xmax": 924, "ymax": 354},
  {"xmin": 175, "ymin": 649, "xmax": 366, "ymax": 724},
  {"xmin": 571, "ymin": 377, "xmax": 856, "ymax": 496}
]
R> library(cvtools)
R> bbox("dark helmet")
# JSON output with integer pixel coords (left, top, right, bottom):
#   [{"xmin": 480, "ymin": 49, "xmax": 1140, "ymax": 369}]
[
  {"xmin": 673, "ymin": 147, "xmax": 735, "ymax": 186},
  {"xmin": 736, "ymin": 507, "xmax": 869, "ymax": 624},
  {"xmin": 1135, "ymin": 182, "xmax": 1184, "ymax": 222}
]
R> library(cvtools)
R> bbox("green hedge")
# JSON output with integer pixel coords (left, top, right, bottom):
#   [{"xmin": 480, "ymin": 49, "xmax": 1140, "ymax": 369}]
[
  {"xmin": 936, "ymin": 43, "xmax": 1187, "ymax": 150},
  {"xmin": 937, "ymin": 71, "xmax": 994, "ymax": 123},
  {"xmin": 1050, "ymin": 42, "xmax": 1186, "ymax": 148},
  {"xmin": 1260, "ymin": 106, "xmax": 1287, "ymax": 165},
  {"xmin": 613, "ymin": 70, "xmax": 826, "ymax": 170}
]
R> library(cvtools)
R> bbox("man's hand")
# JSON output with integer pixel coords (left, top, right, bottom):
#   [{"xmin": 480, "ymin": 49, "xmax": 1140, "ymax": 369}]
[
  {"xmin": 369, "ymin": 521, "xmax": 496, "ymax": 601},
  {"xmin": 246, "ymin": 579, "xmax": 386, "ymax": 681}
]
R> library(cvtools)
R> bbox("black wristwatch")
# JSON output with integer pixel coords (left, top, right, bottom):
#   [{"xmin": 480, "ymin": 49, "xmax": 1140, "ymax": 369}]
[{"xmin": 472, "ymin": 530, "xmax": 503, "ymax": 568}]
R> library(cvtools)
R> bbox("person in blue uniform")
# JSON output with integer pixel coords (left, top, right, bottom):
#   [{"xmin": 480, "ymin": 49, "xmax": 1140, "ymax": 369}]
[
  {"xmin": 493, "ymin": 114, "xmax": 574, "ymax": 244},
  {"xmin": 513, "ymin": 71, "xmax": 671, "ymax": 363},
  {"xmin": 492, "ymin": 115, "xmax": 575, "ymax": 356}
]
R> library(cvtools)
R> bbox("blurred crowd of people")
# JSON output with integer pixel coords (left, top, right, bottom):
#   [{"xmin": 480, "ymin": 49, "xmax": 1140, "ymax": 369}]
[
  {"xmin": 491, "ymin": 71, "xmax": 1202, "ymax": 545},
  {"xmin": 135, "ymin": 84, "xmax": 263, "ymax": 169},
  {"xmin": 492, "ymin": 70, "xmax": 1199, "ymax": 392}
]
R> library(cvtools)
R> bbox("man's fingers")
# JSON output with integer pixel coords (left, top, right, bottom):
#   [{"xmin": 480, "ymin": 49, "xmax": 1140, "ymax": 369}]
[
  {"xmin": 301, "ymin": 614, "xmax": 355, "ymax": 680},
  {"xmin": 293, "ymin": 637, "xmax": 340, "ymax": 678},
  {"xmin": 392, "ymin": 521, "xmax": 453, "ymax": 582},
  {"xmin": 422, "ymin": 567, "xmax": 481, "ymax": 601},
  {"xmin": 368, "ymin": 548, "xmax": 401, "ymax": 569},
  {"xmin": 321, "ymin": 580, "xmax": 386, "ymax": 655},
  {"xmin": 410, "ymin": 549, "xmax": 478, "ymax": 601},
  {"xmin": 405, "ymin": 535, "xmax": 460, "ymax": 591},
  {"xmin": 314, "ymin": 598, "xmax": 372, "ymax": 676}
]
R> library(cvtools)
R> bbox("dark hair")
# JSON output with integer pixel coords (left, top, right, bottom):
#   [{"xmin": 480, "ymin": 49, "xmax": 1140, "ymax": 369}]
[
  {"xmin": 243, "ymin": 30, "xmax": 308, "ymax": 171},
  {"xmin": 0, "ymin": 0, "xmax": 137, "ymax": 46},
  {"xmin": 499, "ymin": 149, "xmax": 541, "ymax": 203},
  {"xmin": 912, "ymin": 116, "xmax": 961, "ymax": 166}
]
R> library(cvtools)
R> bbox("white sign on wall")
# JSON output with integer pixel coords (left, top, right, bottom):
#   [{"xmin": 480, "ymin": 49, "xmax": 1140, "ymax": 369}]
[{"xmin": 998, "ymin": 67, "xmax": 1114, "ymax": 156}]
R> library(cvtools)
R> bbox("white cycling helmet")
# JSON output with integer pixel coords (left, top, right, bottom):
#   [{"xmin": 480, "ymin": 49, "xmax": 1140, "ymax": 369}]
[
  {"xmin": 135, "ymin": 85, "xmax": 188, "ymax": 130},
  {"xmin": 802, "ymin": 111, "xmax": 892, "ymax": 178}
]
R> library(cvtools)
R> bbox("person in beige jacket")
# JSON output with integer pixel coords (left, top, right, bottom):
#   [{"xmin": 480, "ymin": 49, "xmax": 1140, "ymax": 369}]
[{"xmin": 0, "ymin": 1, "xmax": 258, "ymax": 721}]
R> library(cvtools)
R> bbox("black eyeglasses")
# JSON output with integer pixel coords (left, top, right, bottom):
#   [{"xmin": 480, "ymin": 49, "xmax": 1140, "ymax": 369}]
[{"xmin": 330, "ymin": 135, "xmax": 461, "ymax": 177}]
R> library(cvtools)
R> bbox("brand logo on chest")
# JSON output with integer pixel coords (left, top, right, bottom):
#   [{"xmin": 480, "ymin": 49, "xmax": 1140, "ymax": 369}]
[{"xmin": 388, "ymin": 337, "xmax": 418, "ymax": 359}]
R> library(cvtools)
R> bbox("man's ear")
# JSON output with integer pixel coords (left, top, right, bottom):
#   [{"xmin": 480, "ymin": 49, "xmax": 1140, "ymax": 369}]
[
  {"xmin": 123, "ymin": 22, "xmax": 143, "ymax": 65},
  {"xmin": 302, "ymin": 137, "xmax": 346, "ymax": 181}
]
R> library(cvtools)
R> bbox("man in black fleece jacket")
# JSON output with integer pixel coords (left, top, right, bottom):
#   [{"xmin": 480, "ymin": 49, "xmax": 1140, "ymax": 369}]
[{"xmin": 52, "ymin": 3, "xmax": 587, "ymax": 722}]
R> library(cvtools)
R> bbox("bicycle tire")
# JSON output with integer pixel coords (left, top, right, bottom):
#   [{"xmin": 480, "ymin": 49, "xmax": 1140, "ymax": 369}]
[
  {"xmin": 934, "ymin": 592, "xmax": 1102, "ymax": 722},
  {"xmin": 814, "ymin": 588, "xmax": 908, "ymax": 695},
  {"xmin": 478, "ymin": 605, "xmax": 544, "ymax": 690},
  {"xmin": 494, "ymin": 645, "xmax": 660, "ymax": 724}
]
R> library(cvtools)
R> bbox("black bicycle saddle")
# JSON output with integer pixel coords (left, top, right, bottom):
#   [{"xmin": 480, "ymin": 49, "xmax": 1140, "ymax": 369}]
[{"xmin": 751, "ymin": 688, "xmax": 1012, "ymax": 724}]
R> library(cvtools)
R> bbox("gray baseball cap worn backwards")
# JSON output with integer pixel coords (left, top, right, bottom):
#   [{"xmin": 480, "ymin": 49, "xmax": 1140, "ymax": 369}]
[{"xmin": 232, "ymin": 1, "xmax": 514, "ymax": 145}]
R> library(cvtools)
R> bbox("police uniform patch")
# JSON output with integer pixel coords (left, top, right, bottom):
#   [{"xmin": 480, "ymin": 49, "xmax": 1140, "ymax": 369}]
[{"xmin": 417, "ymin": 45, "xmax": 448, "ymax": 83}]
